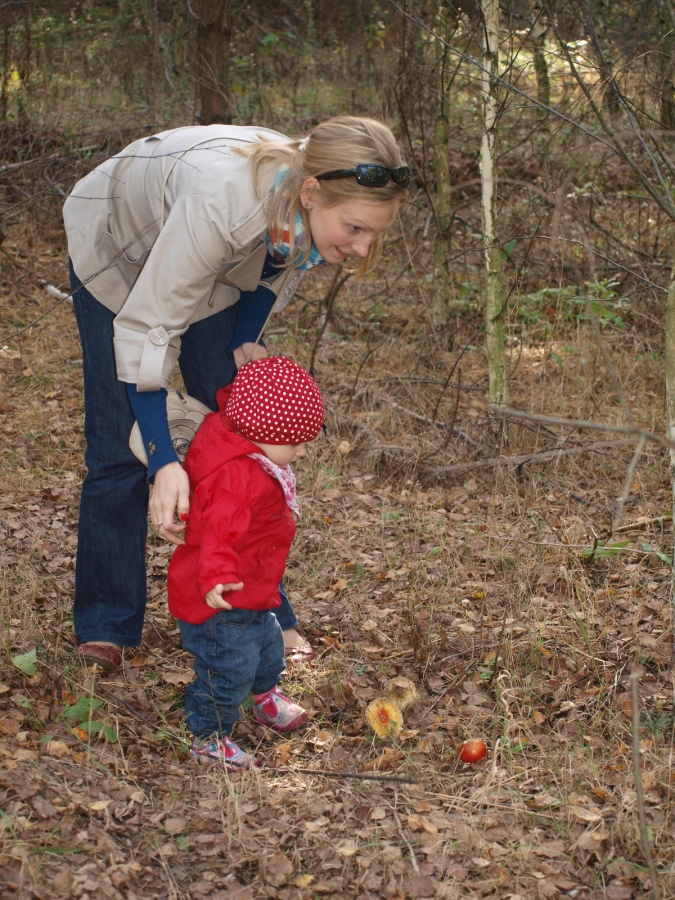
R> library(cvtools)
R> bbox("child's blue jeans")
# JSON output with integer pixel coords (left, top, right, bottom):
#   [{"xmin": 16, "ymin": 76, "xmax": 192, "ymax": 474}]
[{"xmin": 179, "ymin": 608, "xmax": 285, "ymax": 738}]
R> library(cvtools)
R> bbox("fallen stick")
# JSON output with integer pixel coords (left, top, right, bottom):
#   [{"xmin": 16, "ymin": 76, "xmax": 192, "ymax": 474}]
[
  {"xmin": 422, "ymin": 438, "xmax": 634, "ymax": 477},
  {"xmin": 614, "ymin": 513, "xmax": 672, "ymax": 533},
  {"xmin": 262, "ymin": 766, "xmax": 417, "ymax": 784},
  {"xmin": 490, "ymin": 406, "xmax": 675, "ymax": 452}
]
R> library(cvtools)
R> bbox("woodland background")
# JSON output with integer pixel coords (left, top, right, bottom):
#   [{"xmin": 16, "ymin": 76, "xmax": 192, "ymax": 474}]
[{"xmin": 2, "ymin": 1, "xmax": 675, "ymax": 898}]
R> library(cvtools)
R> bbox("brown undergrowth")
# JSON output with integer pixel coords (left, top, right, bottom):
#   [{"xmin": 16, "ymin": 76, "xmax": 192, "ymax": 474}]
[{"xmin": 1, "ymin": 222, "xmax": 674, "ymax": 900}]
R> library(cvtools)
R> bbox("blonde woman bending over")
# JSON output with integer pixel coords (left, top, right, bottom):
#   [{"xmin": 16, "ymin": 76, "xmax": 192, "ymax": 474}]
[{"xmin": 63, "ymin": 116, "xmax": 409, "ymax": 673}]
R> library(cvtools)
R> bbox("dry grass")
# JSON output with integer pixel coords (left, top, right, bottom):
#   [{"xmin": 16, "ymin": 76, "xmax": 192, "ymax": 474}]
[{"xmin": 1, "ymin": 212, "xmax": 674, "ymax": 899}]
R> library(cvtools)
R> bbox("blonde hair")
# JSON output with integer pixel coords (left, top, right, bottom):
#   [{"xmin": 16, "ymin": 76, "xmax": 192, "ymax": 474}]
[{"xmin": 238, "ymin": 116, "xmax": 407, "ymax": 277}]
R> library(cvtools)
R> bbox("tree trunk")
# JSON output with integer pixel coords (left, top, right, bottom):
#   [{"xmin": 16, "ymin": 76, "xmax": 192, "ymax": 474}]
[
  {"xmin": 197, "ymin": 0, "xmax": 232, "ymax": 125},
  {"xmin": 666, "ymin": 249, "xmax": 675, "ymax": 582},
  {"xmin": 531, "ymin": 15, "xmax": 549, "ymax": 127},
  {"xmin": 432, "ymin": 5, "xmax": 453, "ymax": 344},
  {"xmin": 480, "ymin": 0, "xmax": 507, "ymax": 426},
  {"xmin": 661, "ymin": 3, "xmax": 675, "ymax": 130}
]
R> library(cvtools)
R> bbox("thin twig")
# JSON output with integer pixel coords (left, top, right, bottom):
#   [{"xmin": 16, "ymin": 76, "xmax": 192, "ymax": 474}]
[
  {"xmin": 393, "ymin": 811, "xmax": 420, "ymax": 871},
  {"xmin": 260, "ymin": 767, "xmax": 418, "ymax": 784},
  {"xmin": 585, "ymin": 296, "xmax": 635, "ymax": 427},
  {"xmin": 630, "ymin": 671, "xmax": 661, "ymax": 900},
  {"xmin": 489, "ymin": 407, "xmax": 675, "ymax": 452},
  {"xmin": 309, "ymin": 270, "xmax": 351, "ymax": 375},
  {"xmin": 422, "ymin": 438, "xmax": 634, "ymax": 477},
  {"xmin": 615, "ymin": 436, "xmax": 646, "ymax": 530}
]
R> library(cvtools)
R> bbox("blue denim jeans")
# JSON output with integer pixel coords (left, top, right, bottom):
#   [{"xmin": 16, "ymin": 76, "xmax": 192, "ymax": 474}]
[
  {"xmin": 179, "ymin": 608, "xmax": 285, "ymax": 737},
  {"xmin": 70, "ymin": 264, "xmax": 298, "ymax": 646}
]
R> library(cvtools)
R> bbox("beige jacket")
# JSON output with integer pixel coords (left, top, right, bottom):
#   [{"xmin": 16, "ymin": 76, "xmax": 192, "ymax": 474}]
[{"xmin": 63, "ymin": 125, "xmax": 303, "ymax": 391}]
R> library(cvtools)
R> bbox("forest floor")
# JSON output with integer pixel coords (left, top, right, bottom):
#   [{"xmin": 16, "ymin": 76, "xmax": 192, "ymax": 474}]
[{"xmin": 1, "ymin": 210, "xmax": 675, "ymax": 900}]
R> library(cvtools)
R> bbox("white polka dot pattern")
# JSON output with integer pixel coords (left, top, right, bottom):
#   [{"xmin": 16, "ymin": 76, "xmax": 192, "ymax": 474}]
[{"xmin": 225, "ymin": 356, "xmax": 324, "ymax": 445}]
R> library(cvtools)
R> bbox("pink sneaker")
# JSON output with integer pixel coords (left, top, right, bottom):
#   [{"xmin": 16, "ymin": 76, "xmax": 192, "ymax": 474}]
[
  {"xmin": 189, "ymin": 735, "xmax": 259, "ymax": 770},
  {"xmin": 252, "ymin": 686, "xmax": 309, "ymax": 733}
]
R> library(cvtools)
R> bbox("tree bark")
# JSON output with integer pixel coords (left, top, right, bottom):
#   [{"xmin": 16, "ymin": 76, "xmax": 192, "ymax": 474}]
[
  {"xmin": 480, "ymin": 0, "xmax": 507, "ymax": 426},
  {"xmin": 665, "ymin": 248, "xmax": 675, "ymax": 583},
  {"xmin": 531, "ymin": 13, "xmax": 550, "ymax": 127},
  {"xmin": 197, "ymin": 0, "xmax": 232, "ymax": 125},
  {"xmin": 432, "ymin": 5, "xmax": 453, "ymax": 343},
  {"xmin": 661, "ymin": 2, "xmax": 675, "ymax": 130}
]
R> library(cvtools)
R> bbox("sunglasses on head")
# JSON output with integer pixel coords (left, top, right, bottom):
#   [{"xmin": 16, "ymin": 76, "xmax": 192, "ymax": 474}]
[{"xmin": 316, "ymin": 163, "xmax": 411, "ymax": 189}]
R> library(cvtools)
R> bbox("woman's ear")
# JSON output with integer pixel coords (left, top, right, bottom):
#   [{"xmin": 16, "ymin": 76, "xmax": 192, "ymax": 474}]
[{"xmin": 300, "ymin": 177, "xmax": 320, "ymax": 209}]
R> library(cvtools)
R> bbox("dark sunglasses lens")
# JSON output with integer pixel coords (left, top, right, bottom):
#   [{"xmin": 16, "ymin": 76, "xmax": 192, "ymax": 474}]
[
  {"xmin": 355, "ymin": 165, "xmax": 389, "ymax": 186},
  {"xmin": 392, "ymin": 166, "xmax": 411, "ymax": 187}
]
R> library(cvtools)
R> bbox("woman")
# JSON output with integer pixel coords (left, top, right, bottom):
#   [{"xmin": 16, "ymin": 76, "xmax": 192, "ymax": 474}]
[{"xmin": 63, "ymin": 116, "xmax": 409, "ymax": 673}]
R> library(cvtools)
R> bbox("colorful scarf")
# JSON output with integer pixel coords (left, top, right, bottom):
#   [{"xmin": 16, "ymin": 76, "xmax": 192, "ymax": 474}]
[
  {"xmin": 248, "ymin": 453, "xmax": 301, "ymax": 519},
  {"xmin": 266, "ymin": 166, "xmax": 327, "ymax": 271}
]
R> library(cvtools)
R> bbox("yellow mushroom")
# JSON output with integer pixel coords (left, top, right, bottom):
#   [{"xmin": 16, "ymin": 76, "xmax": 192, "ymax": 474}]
[
  {"xmin": 366, "ymin": 697, "xmax": 404, "ymax": 738},
  {"xmin": 384, "ymin": 676, "xmax": 419, "ymax": 712}
]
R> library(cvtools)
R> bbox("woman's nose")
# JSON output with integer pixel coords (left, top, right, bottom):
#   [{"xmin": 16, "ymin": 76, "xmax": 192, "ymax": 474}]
[{"xmin": 351, "ymin": 234, "xmax": 372, "ymax": 258}]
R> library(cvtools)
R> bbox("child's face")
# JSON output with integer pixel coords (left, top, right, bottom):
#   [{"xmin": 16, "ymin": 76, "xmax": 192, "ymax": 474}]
[{"xmin": 252, "ymin": 442, "xmax": 307, "ymax": 466}]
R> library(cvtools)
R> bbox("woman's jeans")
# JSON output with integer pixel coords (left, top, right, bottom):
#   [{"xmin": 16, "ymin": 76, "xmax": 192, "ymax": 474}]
[
  {"xmin": 179, "ymin": 608, "xmax": 284, "ymax": 738},
  {"xmin": 70, "ymin": 266, "xmax": 298, "ymax": 646}
]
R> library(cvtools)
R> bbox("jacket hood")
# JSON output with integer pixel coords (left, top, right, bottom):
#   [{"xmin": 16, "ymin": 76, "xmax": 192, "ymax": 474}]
[{"xmin": 184, "ymin": 390, "xmax": 260, "ymax": 485}]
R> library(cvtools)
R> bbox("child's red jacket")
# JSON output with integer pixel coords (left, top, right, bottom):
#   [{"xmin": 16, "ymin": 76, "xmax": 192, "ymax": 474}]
[{"xmin": 167, "ymin": 388, "xmax": 296, "ymax": 624}]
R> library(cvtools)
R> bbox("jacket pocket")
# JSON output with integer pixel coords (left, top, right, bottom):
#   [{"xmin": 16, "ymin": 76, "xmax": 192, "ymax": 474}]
[{"xmin": 101, "ymin": 230, "xmax": 154, "ymax": 269}]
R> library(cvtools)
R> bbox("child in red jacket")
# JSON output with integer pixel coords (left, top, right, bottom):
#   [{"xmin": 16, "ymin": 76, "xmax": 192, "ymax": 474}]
[{"xmin": 168, "ymin": 356, "xmax": 324, "ymax": 769}]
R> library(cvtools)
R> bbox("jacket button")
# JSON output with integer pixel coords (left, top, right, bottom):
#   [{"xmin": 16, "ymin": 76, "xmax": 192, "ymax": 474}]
[{"xmin": 149, "ymin": 326, "xmax": 169, "ymax": 346}]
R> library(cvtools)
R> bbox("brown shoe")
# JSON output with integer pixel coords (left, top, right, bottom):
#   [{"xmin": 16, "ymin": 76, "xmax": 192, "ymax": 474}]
[{"xmin": 77, "ymin": 643, "xmax": 122, "ymax": 673}]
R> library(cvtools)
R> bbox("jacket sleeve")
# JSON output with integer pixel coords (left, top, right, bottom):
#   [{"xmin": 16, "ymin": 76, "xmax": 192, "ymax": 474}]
[
  {"xmin": 112, "ymin": 192, "xmax": 240, "ymax": 391},
  {"xmin": 196, "ymin": 490, "xmax": 253, "ymax": 598}
]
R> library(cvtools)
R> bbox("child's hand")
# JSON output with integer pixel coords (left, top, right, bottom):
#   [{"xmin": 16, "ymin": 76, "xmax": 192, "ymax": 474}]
[{"xmin": 204, "ymin": 582, "xmax": 244, "ymax": 609}]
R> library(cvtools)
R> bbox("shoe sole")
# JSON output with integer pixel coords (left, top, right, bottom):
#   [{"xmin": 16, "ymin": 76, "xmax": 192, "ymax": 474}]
[
  {"xmin": 190, "ymin": 750, "xmax": 259, "ymax": 771},
  {"xmin": 253, "ymin": 708, "xmax": 309, "ymax": 733}
]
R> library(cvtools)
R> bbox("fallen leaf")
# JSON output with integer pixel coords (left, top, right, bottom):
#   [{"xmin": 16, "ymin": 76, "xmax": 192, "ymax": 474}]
[
  {"xmin": 163, "ymin": 670, "xmax": 193, "ymax": 686},
  {"xmin": 53, "ymin": 869, "xmax": 74, "ymax": 893},
  {"xmin": 11, "ymin": 649, "xmax": 37, "ymax": 676},
  {"xmin": 164, "ymin": 817, "xmax": 187, "ymax": 835},
  {"xmin": 304, "ymin": 816, "xmax": 329, "ymax": 833},
  {"xmin": 295, "ymin": 874, "xmax": 314, "ymax": 888},
  {"xmin": 406, "ymin": 814, "xmax": 438, "ymax": 834},
  {"xmin": 45, "ymin": 740, "xmax": 71, "ymax": 758},
  {"xmin": 264, "ymin": 850, "xmax": 293, "ymax": 887},
  {"xmin": 364, "ymin": 748, "xmax": 404, "ymax": 771},
  {"xmin": 331, "ymin": 578, "xmax": 348, "ymax": 591},
  {"xmin": 275, "ymin": 742, "xmax": 292, "ymax": 765},
  {"xmin": 401, "ymin": 873, "xmax": 435, "ymax": 897},
  {"xmin": 533, "ymin": 840, "xmax": 565, "ymax": 858},
  {"xmin": 568, "ymin": 805, "xmax": 602, "ymax": 825},
  {"xmin": 336, "ymin": 840, "xmax": 358, "ymax": 856},
  {"xmin": 531, "ymin": 791, "xmax": 561, "ymax": 809}
]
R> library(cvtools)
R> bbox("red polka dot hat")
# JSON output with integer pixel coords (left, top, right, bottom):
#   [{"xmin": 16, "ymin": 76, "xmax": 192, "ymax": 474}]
[{"xmin": 225, "ymin": 356, "xmax": 325, "ymax": 445}]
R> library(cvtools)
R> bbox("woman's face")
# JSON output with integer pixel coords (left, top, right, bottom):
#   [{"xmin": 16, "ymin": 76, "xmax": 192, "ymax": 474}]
[{"xmin": 300, "ymin": 181, "xmax": 400, "ymax": 264}]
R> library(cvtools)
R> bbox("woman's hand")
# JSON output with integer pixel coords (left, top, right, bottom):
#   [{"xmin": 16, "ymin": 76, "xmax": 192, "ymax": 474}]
[
  {"xmin": 149, "ymin": 461, "xmax": 190, "ymax": 545},
  {"xmin": 233, "ymin": 343, "xmax": 268, "ymax": 369},
  {"xmin": 205, "ymin": 582, "xmax": 244, "ymax": 610}
]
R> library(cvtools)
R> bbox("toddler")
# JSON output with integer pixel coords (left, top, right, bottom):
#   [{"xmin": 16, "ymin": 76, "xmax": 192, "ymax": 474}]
[{"xmin": 168, "ymin": 356, "xmax": 324, "ymax": 769}]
